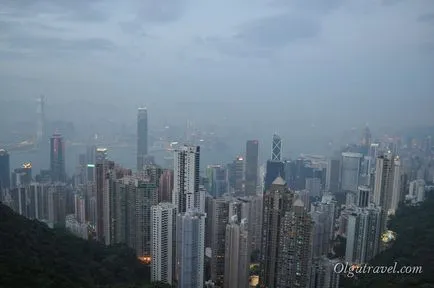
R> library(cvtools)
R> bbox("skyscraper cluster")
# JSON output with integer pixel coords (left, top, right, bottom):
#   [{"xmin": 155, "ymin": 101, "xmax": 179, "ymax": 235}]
[{"xmin": 2, "ymin": 103, "xmax": 434, "ymax": 288}]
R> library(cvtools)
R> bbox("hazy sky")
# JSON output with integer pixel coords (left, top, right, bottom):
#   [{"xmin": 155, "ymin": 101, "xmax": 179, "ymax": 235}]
[{"xmin": 1, "ymin": 0, "xmax": 434, "ymax": 139}]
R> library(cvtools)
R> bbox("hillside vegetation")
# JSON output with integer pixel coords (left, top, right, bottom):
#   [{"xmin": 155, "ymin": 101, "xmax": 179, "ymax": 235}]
[
  {"xmin": 0, "ymin": 203, "xmax": 151, "ymax": 288},
  {"xmin": 345, "ymin": 192, "xmax": 434, "ymax": 287}
]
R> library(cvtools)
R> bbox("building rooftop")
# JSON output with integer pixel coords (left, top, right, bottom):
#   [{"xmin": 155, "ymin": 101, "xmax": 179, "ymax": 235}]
[
  {"xmin": 272, "ymin": 176, "xmax": 286, "ymax": 186},
  {"xmin": 293, "ymin": 199, "xmax": 305, "ymax": 207},
  {"xmin": 342, "ymin": 152, "xmax": 363, "ymax": 158}
]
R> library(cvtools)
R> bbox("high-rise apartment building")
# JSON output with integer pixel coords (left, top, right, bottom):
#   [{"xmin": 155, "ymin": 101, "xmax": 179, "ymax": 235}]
[
  {"xmin": 173, "ymin": 145, "xmax": 205, "ymax": 287},
  {"xmin": 245, "ymin": 140, "xmax": 259, "ymax": 196},
  {"xmin": 276, "ymin": 199, "xmax": 313, "ymax": 288},
  {"xmin": 137, "ymin": 107, "xmax": 148, "ymax": 171},
  {"xmin": 210, "ymin": 198, "xmax": 231, "ymax": 286},
  {"xmin": 309, "ymin": 257, "xmax": 340, "ymax": 288},
  {"xmin": 95, "ymin": 160, "xmax": 108, "ymax": 242},
  {"xmin": 47, "ymin": 183, "xmax": 67, "ymax": 226},
  {"xmin": 151, "ymin": 202, "xmax": 176, "ymax": 285},
  {"xmin": 0, "ymin": 149, "xmax": 10, "ymax": 195},
  {"xmin": 373, "ymin": 152, "xmax": 395, "ymax": 231},
  {"xmin": 260, "ymin": 176, "xmax": 294, "ymax": 288},
  {"xmin": 310, "ymin": 198, "xmax": 335, "ymax": 259},
  {"xmin": 158, "ymin": 169, "xmax": 174, "ymax": 203},
  {"xmin": 237, "ymin": 195, "xmax": 263, "ymax": 252},
  {"xmin": 345, "ymin": 204, "xmax": 382, "ymax": 264},
  {"xmin": 407, "ymin": 179, "xmax": 426, "ymax": 203},
  {"xmin": 224, "ymin": 216, "xmax": 250, "ymax": 288},
  {"xmin": 50, "ymin": 133, "xmax": 66, "ymax": 182},
  {"xmin": 390, "ymin": 156, "xmax": 402, "ymax": 215},
  {"xmin": 357, "ymin": 185, "xmax": 371, "ymax": 208},
  {"xmin": 173, "ymin": 145, "xmax": 200, "ymax": 213},
  {"xmin": 176, "ymin": 211, "xmax": 206, "ymax": 288}
]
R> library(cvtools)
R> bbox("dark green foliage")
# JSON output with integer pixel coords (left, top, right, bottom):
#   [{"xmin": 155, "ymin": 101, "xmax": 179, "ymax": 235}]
[
  {"xmin": 0, "ymin": 204, "xmax": 150, "ymax": 288},
  {"xmin": 345, "ymin": 192, "xmax": 434, "ymax": 287}
]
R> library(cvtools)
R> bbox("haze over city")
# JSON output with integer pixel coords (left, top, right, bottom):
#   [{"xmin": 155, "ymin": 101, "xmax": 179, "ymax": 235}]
[
  {"xmin": 1, "ymin": 0, "xmax": 434, "ymax": 155},
  {"xmin": 1, "ymin": 1, "xmax": 434, "ymax": 288}
]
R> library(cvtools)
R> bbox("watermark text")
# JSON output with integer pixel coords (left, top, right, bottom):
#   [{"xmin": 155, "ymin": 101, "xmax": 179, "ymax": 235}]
[{"xmin": 334, "ymin": 262, "xmax": 423, "ymax": 278}]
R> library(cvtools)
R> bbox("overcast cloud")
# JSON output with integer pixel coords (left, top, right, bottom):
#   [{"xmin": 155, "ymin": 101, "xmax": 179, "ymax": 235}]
[{"xmin": 0, "ymin": 0, "xmax": 433, "ymax": 152}]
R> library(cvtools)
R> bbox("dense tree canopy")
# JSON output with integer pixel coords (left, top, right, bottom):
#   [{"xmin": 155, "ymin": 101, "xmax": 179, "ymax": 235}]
[
  {"xmin": 0, "ymin": 203, "xmax": 151, "ymax": 288},
  {"xmin": 345, "ymin": 192, "xmax": 434, "ymax": 287}
]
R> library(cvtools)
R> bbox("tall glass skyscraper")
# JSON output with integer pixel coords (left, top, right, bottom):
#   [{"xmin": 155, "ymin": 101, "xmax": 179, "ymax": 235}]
[
  {"xmin": 244, "ymin": 140, "xmax": 259, "ymax": 196},
  {"xmin": 137, "ymin": 107, "xmax": 148, "ymax": 171},
  {"xmin": 340, "ymin": 152, "xmax": 363, "ymax": 193},
  {"xmin": 50, "ymin": 133, "xmax": 66, "ymax": 182}
]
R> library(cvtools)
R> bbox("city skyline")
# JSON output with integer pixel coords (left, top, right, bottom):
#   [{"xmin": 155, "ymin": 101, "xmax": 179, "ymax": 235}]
[
  {"xmin": 1, "ymin": 1, "xmax": 434, "ymax": 287},
  {"xmin": 1, "ymin": 1, "xmax": 434, "ymax": 145}
]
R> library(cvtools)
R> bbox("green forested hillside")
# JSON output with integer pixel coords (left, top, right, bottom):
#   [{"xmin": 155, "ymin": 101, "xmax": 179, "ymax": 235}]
[
  {"xmin": 345, "ymin": 192, "xmax": 434, "ymax": 288},
  {"xmin": 0, "ymin": 203, "xmax": 151, "ymax": 288}
]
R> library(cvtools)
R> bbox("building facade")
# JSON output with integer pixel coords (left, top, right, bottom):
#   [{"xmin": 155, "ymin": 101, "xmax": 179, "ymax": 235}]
[{"xmin": 151, "ymin": 202, "xmax": 176, "ymax": 285}]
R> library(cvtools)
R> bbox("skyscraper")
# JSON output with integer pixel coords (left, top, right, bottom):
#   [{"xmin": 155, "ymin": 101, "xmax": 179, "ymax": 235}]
[
  {"xmin": 228, "ymin": 156, "xmax": 245, "ymax": 196},
  {"xmin": 245, "ymin": 140, "xmax": 259, "ymax": 196},
  {"xmin": 36, "ymin": 95, "xmax": 45, "ymax": 145},
  {"xmin": 260, "ymin": 176, "xmax": 294, "ymax": 288},
  {"xmin": 237, "ymin": 195, "xmax": 263, "ymax": 252},
  {"xmin": 86, "ymin": 145, "xmax": 96, "ymax": 165},
  {"xmin": 390, "ymin": 156, "xmax": 402, "ymax": 215},
  {"xmin": 206, "ymin": 165, "xmax": 228, "ymax": 198},
  {"xmin": 47, "ymin": 183, "xmax": 67, "ymax": 226},
  {"xmin": 173, "ymin": 145, "xmax": 201, "ymax": 213},
  {"xmin": 224, "ymin": 216, "xmax": 250, "ymax": 288},
  {"xmin": 137, "ymin": 107, "xmax": 148, "ymax": 171},
  {"xmin": 360, "ymin": 125, "xmax": 372, "ymax": 155},
  {"xmin": 0, "ymin": 149, "xmax": 10, "ymax": 194},
  {"xmin": 11, "ymin": 163, "xmax": 32, "ymax": 187},
  {"xmin": 368, "ymin": 143, "xmax": 380, "ymax": 170},
  {"xmin": 151, "ymin": 202, "xmax": 176, "ymax": 285},
  {"xmin": 95, "ymin": 159, "xmax": 110, "ymax": 242},
  {"xmin": 305, "ymin": 177, "xmax": 321, "ymax": 198},
  {"xmin": 326, "ymin": 158, "xmax": 340, "ymax": 194},
  {"xmin": 345, "ymin": 204, "xmax": 382, "ymax": 264},
  {"xmin": 310, "ymin": 257, "xmax": 340, "ymax": 288},
  {"xmin": 50, "ymin": 133, "xmax": 66, "ymax": 182},
  {"xmin": 271, "ymin": 134, "xmax": 282, "ymax": 161},
  {"xmin": 310, "ymin": 197, "xmax": 336, "ymax": 259},
  {"xmin": 373, "ymin": 152, "xmax": 395, "ymax": 231},
  {"xmin": 176, "ymin": 211, "xmax": 206, "ymax": 288},
  {"xmin": 276, "ymin": 199, "xmax": 313, "ymax": 288},
  {"xmin": 357, "ymin": 185, "xmax": 371, "ymax": 208},
  {"xmin": 263, "ymin": 160, "xmax": 285, "ymax": 192},
  {"xmin": 173, "ymin": 145, "xmax": 205, "ymax": 287},
  {"xmin": 341, "ymin": 152, "xmax": 363, "ymax": 193},
  {"xmin": 210, "ymin": 198, "xmax": 231, "ymax": 286},
  {"xmin": 158, "ymin": 170, "xmax": 174, "ymax": 203},
  {"xmin": 408, "ymin": 179, "xmax": 426, "ymax": 203}
]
